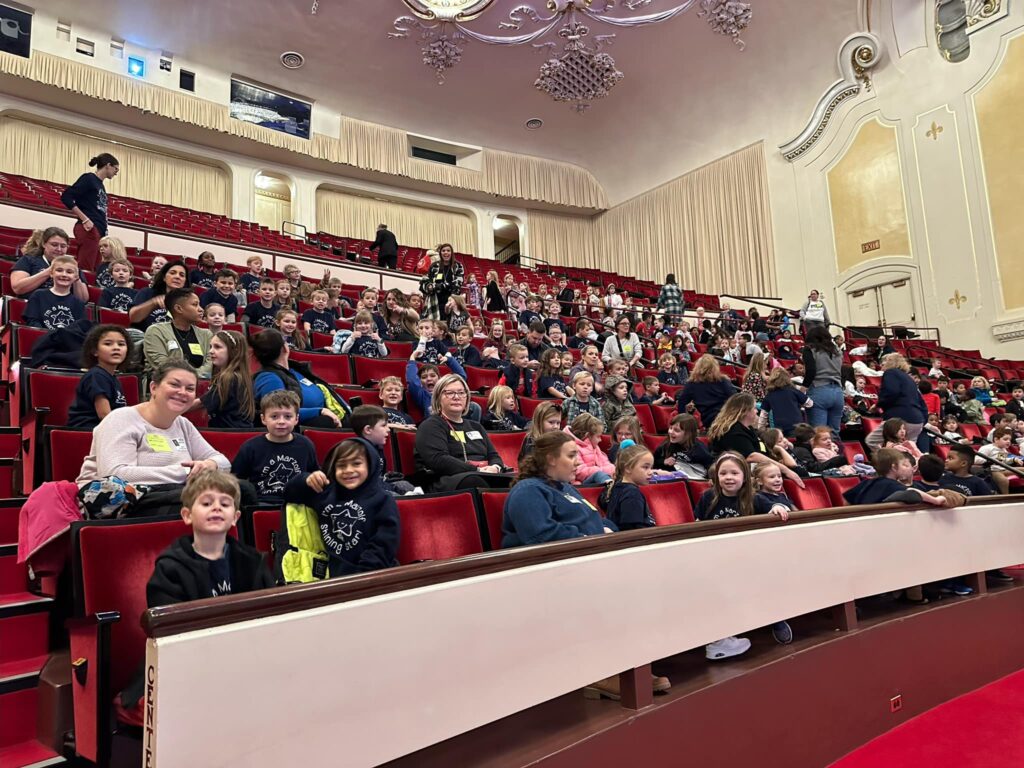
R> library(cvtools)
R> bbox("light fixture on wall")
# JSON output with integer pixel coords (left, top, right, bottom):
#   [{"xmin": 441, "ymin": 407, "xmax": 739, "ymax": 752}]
[
  {"xmin": 330, "ymin": 0, "xmax": 752, "ymax": 112},
  {"xmin": 127, "ymin": 55, "xmax": 145, "ymax": 77}
]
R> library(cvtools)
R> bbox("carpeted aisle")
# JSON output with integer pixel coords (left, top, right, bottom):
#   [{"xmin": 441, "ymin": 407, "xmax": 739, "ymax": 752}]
[{"xmin": 831, "ymin": 668, "xmax": 1024, "ymax": 767}]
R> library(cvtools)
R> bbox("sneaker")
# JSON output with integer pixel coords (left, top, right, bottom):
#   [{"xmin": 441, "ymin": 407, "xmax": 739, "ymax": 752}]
[
  {"xmin": 988, "ymin": 569, "xmax": 1015, "ymax": 583},
  {"xmin": 950, "ymin": 583, "xmax": 974, "ymax": 596},
  {"xmin": 706, "ymin": 636, "xmax": 752, "ymax": 660},
  {"xmin": 771, "ymin": 620, "xmax": 793, "ymax": 645},
  {"xmin": 651, "ymin": 674, "xmax": 671, "ymax": 694},
  {"xmin": 583, "ymin": 676, "xmax": 620, "ymax": 701}
]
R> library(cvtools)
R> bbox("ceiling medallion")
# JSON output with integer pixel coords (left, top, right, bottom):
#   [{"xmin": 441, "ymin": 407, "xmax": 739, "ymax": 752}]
[{"xmin": 379, "ymin": 0, "xmax": 752, "ymax": 111}]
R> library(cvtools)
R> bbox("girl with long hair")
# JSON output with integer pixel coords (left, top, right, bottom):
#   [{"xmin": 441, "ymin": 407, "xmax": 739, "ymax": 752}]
[
  {"xmin": 95, "ymin": 235, "xmax": 128, "ymax": 288},
  {"xmin": 741, "ymin": 351, "xmax": 768, "ymax": 402},
  {"xmin": 598, "ymin": 444, "xmax": 656, "ymax": 531},
  {"xmin": 676, "ymin": 354, "xmax": 738, "ymax": 429},
  {"xmin": 482, "ymin": 385, "xmax": 528, "ymax": 431},
  {"xmin": 652, "ymin": 413, "xmax": 712, "ymax": 478},
  {"xmin": 708, "ymin": 393, "xmax": 806, "ymax": 486},
  {"xmin": 202, "ymin": 331, "xmax": 256, "ymax": 428},
  {"xmin": 274, "ymin": 308, "xmax": 308, "ymax": 351}
]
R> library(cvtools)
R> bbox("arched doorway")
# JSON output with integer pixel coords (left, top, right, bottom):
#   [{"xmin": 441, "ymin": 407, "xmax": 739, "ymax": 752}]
[
  {"xmin": 253, "ymin": 171, "xmax": 292, "ymax": 231},
  {"xmin": 493, "ymin": 215, "xmax": 521, "ymax": 264}
]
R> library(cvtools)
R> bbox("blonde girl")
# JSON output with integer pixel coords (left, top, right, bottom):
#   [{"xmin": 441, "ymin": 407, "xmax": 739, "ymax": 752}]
[
  {"xmin": 96, "ymin": 235, "xmax": 128, "ymax": 288},
  {"xmin": 274, "ymin": 308, "xmax": 308, "ymax": 351},
  {"xmin": 483, "ymin": 384, "xmax": 527, "ymax": 431},
  {"xmin": 598, "ymin": 444, "xmax": 656, "ymax": 530},
  {"xmin": 201, "ymin": 330, "xmax": 256, "ymax": 428},
  {"xmin": 608, "ymin": 416, "xmax": 643, "ymax": 463},
  {"xmin": 519, "ymin": 400, "xmax": 563, "ymax": 461},
  {"xmin": 566, "ymin": 412, "xmax": 614, "ymax": 486},
  {"xmin": 751, "ymin": 462, "xmax": 794, "ymax": 517},
  {"xmin": 761, "ymin": 428, "xmax": 800, "ymax": 469},
  {"xmin": 741, "ymin": 351, "xmax": 768, "ymax": 402},
  {"xmin": 809, "ymin": 426, "xmax": 841, "ymax": 462}
]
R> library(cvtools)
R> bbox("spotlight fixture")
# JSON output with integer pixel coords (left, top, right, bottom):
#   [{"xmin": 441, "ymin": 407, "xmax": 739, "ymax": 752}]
[
  {"xmin": 280, "ymin": 51, "xmax": 305, "ymax": 69},
  {"xmin": 127, "ymin": 56, "xmax": 146, "ymax": 77},
  {"xmin": 524, "ymin": 118, "xmax": 543, "ymax": 130}
]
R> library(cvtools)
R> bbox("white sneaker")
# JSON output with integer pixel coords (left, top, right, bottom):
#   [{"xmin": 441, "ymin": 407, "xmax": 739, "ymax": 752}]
[{"xmin": 705, "ymin": 636, "xmax": 752, "ymax": 660}]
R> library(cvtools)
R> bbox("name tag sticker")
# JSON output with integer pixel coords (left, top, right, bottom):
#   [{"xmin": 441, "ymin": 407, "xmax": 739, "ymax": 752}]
[
  {"xmin": 434, "ymin": 274, "xmax": 443, "ymax": 281},
  {"xmin": 167, "ymin": 341, "xmax": 179, "ymax": 351},
  {"xmin": 466, "ymin": 431, "xmax": 483, "ymax": 440},
  {"xmin": 188, "ymin": 343, "xmax": 203, "ymax": 356},
  {"xmin": 146, "ymin": 434, "xmax": 173, "ymax": 452},
  {"xmin": 452, "ymin": 431, "xmax": 466, "ymax": 443},
  {"xmin": 300, "ymin": 378, "xmax": 313, "ymax": 386}
]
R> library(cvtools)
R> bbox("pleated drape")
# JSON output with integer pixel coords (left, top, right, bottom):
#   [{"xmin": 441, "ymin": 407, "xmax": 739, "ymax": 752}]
[
  {"xmin": 527, "ymin": 143, "xmax": 776, "ymax": 296},
  {"xmin": 0, "ymin": 117, "xmax": 230, "ymax": 215},
  {"xmin": 316, "ymin": 188, "xmax": 476, "ymax": 255}
]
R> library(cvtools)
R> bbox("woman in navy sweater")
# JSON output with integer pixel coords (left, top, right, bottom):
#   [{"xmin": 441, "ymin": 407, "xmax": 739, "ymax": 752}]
[
  {"xmin": 675, "ymin": 354, "xmax": 737, "ymax": 429},
  {"xmin": 865, "ymin": 353, "xmax": 928, "ymax": 451}
]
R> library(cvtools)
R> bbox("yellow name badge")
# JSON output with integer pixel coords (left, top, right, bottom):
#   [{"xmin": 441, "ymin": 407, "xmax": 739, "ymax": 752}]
[
  {"xmin": 434, "ymin": 274, "xmax": 443, "ymax": 281},
  {"xmin": 146, "ymin": 434, "xmax": 174, "ymax": 452},
  {"xmin": 451, "ymin": 430, "xmax": 466, "ymax": 444},
  {"xmin": 188, "ymin": 343, "xmax": 203, "ymax": 356}
]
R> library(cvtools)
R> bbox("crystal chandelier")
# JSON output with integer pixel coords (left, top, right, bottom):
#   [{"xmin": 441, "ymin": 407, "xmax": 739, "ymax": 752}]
[{"xmin": 368, "ymin": 0, "xmax": 753, "ymax": 112}]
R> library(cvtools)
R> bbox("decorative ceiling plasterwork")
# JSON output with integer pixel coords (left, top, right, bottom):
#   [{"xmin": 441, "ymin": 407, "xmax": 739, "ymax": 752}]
[
  {"xmin": 966, "ymin": 0, "xmax": 1004, "ymax": 29},
  {"xmin": 778, "ymin": 32, "xmax": 883, "ymax": 162},
  {"xmin": 377, "ymin": 0, "xmax": 753, "ymax": 111}
]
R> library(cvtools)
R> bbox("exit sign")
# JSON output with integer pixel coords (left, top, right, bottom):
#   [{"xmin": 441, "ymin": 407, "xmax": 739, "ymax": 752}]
[{"xmin": 861, "ymin": 240, "xmax": 880, "ymax": 253}]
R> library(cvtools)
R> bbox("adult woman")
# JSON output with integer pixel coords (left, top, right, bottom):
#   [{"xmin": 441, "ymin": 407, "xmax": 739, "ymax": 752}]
[
  {"xmin": 676, "ymin": 355, "xmax": 738, "ymax": 428},
  {"xmin": 251, "ymin": 330, "xmax": 350, "ymax": 429},
  {"xmin": 656, "ymin": 273, "xmax": 684, "ymax": 323},
  {"xmin": 801, "ymin": 325, "xmax": 844, "ymax": 435},
  {"xmin": 707, "ymin": 393, "xmax": 805, "ymax": 486},
  {"xmin": 11, "ymin": 227, "xmax": 89, "ymax": 302},
  {"xmin": 76, "ymin": 360, "xmax": 233, "ymax": 515},
  {"xmin": 60, "ymin": 152, "xmax": 119, "ymax": 272},
  {"xmin": 414, "ymin": 373, "xmax": 511, "ymax": 492},
  {"xmin": 143, "ymin": 288, "xmax": 212, "ymax": 379},
  {"xmin": 130, "ymin": 260, "xmax": 190, "ymax": 331},
  {"xmin": 601, "ymin": 315, "xmax": 643, "ymax": 369},
  {"xmin": 420, "ymin": 243, "xmax": 464, "ymax": 321},
  {"xmin": 502, "ymin": 431, "xmax": 614, "ymax": 547},
  {"xmin": 568, "ymin": 344, "xmax": 606, "ymax": 395},
  {"xmin": 485, "ymin": 269, "xmax": 506, "ymax": 312},
  {"xmin": 798, "ymin": 290, "xmax": 830, "ymax": 334},
  {"xmin": 866, "ymin": 353, "xmax": 928, "ymax": 450},
  {"xmin": 382, "ymin": 289, "xmax": 419, "ymax": 341}
]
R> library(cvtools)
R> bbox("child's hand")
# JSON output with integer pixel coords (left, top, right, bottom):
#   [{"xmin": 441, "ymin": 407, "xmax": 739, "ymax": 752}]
[
  {"xmin": 664, "ymin": 456, "xmax": 676, "ymax": 466},
  {"xmin": 411, "ymin": 349, "xmax": 424, "ymax": 360},
  {"xmin": 306, "ymin": 471, "xmax": 330, "ymax": 492},
  {"xmin": 371, "ymin": 332, "xmax": 381, "ymax": 341},
  {"xmin": 770, "ymin": 506, "xmax": 790, "ymax": 521},
  {"xmin": 782, "ymin": 467, "xmax": 805, "ymax": 488},
  {"xmin": 352, "ymin": 330, "xmax": 362, "ymax": 339}
]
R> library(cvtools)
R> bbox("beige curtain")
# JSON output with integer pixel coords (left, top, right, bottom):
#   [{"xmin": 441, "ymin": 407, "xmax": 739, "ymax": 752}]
[
  {"xmin": 316, "ymin": 188, "xmax": 476, "ymax": 254},
  {"xmin": 0, "ymin": 117, "xmax": 230, "ymax": 215},
  {"xmin": 0, "ymin": 50, "xmax": 607, "ymax": 210},
  {"xmin": 527, "ymin": 143, "xmax": 776, "ymax": 296}
]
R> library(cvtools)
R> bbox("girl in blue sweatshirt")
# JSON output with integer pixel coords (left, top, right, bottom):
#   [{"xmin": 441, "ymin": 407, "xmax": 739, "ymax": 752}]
[
  {"xmin": 502, "ymin": 431, "xmax": 617, "ymax": 548},
  {"xmin": 280, "ymin": 438, "xmax": 400, "ymax": 580},
  {"xmin": 598, "ymin": 444, "xmax": 656, "ymax": 530}
]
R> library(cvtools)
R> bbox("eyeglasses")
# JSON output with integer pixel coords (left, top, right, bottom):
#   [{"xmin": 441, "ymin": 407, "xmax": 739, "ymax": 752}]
[{"xmin": 440, "ymin": 390, "xmax": 466, "ymax": 399}]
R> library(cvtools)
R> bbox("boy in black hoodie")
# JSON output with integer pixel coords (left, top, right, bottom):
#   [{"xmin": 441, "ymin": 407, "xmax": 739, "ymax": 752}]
[
  {"xmin": 843, "ymin": 449, "xmax": 947, "ymax": 506},
  {"xmin": 279, "ymin": 438, "xmax": 400, "ymax": 581},
  {"xmin": 120, "ymin": 469, "xmax": 273, "ymax": 716}
]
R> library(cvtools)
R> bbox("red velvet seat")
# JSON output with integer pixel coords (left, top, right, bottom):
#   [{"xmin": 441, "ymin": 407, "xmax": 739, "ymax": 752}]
[
  {"xmin": 478, "ymin": 490, "xmax": 508, "ymax": 551},
  {"xmin": 395, "ymin": 491, "xmax": 483, "ymax": 564},
  {"xmin": 960, "ymin": 423, "xmax": 983, "ymax": 442},
  {"xmin": 652, "ymin": 405, "xmax": 676, "ymax": 434},
  {"xmin": 352, "ymin": 357, "xmax": 408, "ymax": 387},
  {"xmin": 642, "ymin": 433, "xmax": 666, "ymax": 452},
  {"xmin": 334, "ymin": 385, "xmax": 383, "ymax": 407},
  {"xmin": 487, "ymin": 431, "xmax": 527, "ymax": 471},
  {"xmin": 841, "ymin": 441, "xmax": 867, "ymax": 465},
  {"xmin": 11, "ymin": 324, "xmax": 47, "ymax": 361},
  {"xmin": 251, "ymin": 509, "xmax": 282, "ymax": 567},
  {"xmin": 393, "ymin": 429, "xmax": 418, "ymax": 476},
  {"xmin": 97, "ymin": 308, "xmax": 130, "ymax": 325},
  {"xmin": 861, "ymin": 417, "xmax": 883, "ymax": 436},
  {"xmin": 387, "ymin": 341, "xmax": 413, "ymax": 359},
  {"xmin": 640, "ymin": 480, "xmax": 694, "ymax": 525},
  {"xmin": 518, "ymin": 397, "xmax": 545, "ymax": 419},
  {"xmin": 633, "ymin": 404, "xmax": 657, "ymax": 435},
  {"xmin": 783, "ymin": 477, "xmax": 832, "ymax": 511},
  {"xmin": 287, "ymin": 350, "xmax": 351, "ymax": 386},
  {"xmin": 46, "ymin": 427, "xmax": 94, "ymax": 483},
  {"xmin": 824, "ymin": 476, "xmax": 862, "ymax": 507},
  {"xmin": 198, "ymin": 429, "xmax": 264, "ymax": 462},
  {"xmin": 686, "ymin": 480, "xmax": 712, "ymax": 508},
  {"xmin": 69, "ymin": 518, "xmax": 236, "ymax": 765},
  {"xmin": 576, "ymin": 485, "xmax": 604, "ymax": 508},
  {"xmin": 465, "ymin": 365, "xmax": 501, "ymax": 391}
]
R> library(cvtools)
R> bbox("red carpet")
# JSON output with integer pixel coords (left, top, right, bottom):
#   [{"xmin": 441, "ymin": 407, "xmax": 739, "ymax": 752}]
[{"xmin": 831, "ymin": 668, "xmax": 1024, "ymax": 767}]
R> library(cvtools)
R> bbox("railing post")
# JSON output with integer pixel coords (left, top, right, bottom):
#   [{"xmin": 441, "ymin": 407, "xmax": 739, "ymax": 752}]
[
  {"xmin": 832, "ymin": 601, "xmax": 858, "ymax": 632},
  {"xmin": 964, "ymin": 572, "xmax": 988, "ymax": 596},
  {"xmin": 618, "ymin": 664, "xmax": 654, "ymax": 711}
]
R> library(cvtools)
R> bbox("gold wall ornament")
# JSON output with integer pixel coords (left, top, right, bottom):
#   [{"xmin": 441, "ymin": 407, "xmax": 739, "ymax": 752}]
[
  {"xmin": 926, "ymin": 122, "xmax": 944, "ymax": 141},
  {"xmin": 948, "ymin": 290, "xmax": 967, "ymax": 309}
]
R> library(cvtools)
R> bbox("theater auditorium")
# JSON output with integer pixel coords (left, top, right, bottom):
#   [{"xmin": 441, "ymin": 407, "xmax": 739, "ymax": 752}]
[{"xmin": 2, "ymin": 1, "xmax": 1024, "ymax": 766}]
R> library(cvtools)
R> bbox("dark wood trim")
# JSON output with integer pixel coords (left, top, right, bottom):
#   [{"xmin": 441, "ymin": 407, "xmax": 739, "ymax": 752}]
[
  {"xmin": 832, "ymin": 601, "xmax": 858, "ymax": 632},
  {"xmin": 619, "ymin": 664, "xmax": 653, "ymax": 711},
  {"xmin": 143, "ymin": 495, "xmax": 1024, "ymax": 638},
  {"xmin": 965, "ymin": 571, "xmax": 988, "ymax": 595}
]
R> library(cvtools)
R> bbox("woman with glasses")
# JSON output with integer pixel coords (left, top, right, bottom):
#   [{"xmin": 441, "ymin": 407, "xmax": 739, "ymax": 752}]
[
  {"xmin": 414, "ymin": 373, "xmax": 513, "ymax": 491},
  {"xmin": 11, "ymin": 226, "xmax": 89, "ymax": 302},
  {"xmin": 601, "ymin": 314, "xmax": 643, "ymax": 369}
]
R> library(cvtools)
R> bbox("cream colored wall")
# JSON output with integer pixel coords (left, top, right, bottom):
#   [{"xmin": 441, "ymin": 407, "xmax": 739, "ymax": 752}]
[{"xmin": 768, "ymin": 0, "xmax": 1024, "ymax": 357}]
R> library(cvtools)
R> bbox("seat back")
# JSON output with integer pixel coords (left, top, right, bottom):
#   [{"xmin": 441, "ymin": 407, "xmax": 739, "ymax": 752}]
[
  {"xmin": 47, "ymin": 427, "xmax": 94, "ymax": 482},
  {"xmin": 639, "ymin": 480, "xmax": 693, "ymax": 525},
  {"xmin": 576, "ymin": 484, "xmax": 604, "ymax": 509},
  {"xmin": 334, "ymin": 386, "xmax": 383, "ymax": 407},
  {"xmin": 465, "ymin": 365, "xmax": 501, "ymax": 391},
  {"xmin": 288, "ymin": 350, "xmax": 352, "ymax": 385},
  {"xmin": 782, "ymin": 478, "xmax": 832, "ymax": 511},
  {"xmin": 394, "ymin": 429, "xmax": 418, "ymax": 476},
  {"xmin": 651, "ymin": 405, "xmax": 676, "ymax": 433},
  {"xmin": 478, "ymin": 490, "xmax": 509, "ymax": 551},
  {"xmin": 824, "ymin": 476, "xmax": 861, "ymax": 507},
  {"xmin": 251, "ymin": 509, "xmax": 282, "ymax": 566},
  {"xmin": 488, "ymin": 431, "xmax": 527, "ymax": 471},
  {"xmin": 28, "ymin": 369, "xmax": 141, "ymax": 426},
  {"xmin": 352, "ymin": 357, "xmax": 407, "ymax": 387},
  {"xmin": 395, "ymin": 491, "xmax": 483, "ymax": 564},
  {"xmin": 686, "ymin": 480, "xmax": 712, "ymax": 507},
  {"xmin": 199, "ymin": 429, "xmax": 264, "ymax": 462},
  {"xmin": 633, "ymin": 404, "xmax": 656, "ymax": 435},
  {"xmin": 841, "ymin": 441, "xmax": 866, "ymax": 465}
]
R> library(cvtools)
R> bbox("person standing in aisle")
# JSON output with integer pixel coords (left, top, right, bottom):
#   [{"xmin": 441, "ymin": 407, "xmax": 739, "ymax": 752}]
[
  {"xmin": 370, "ymin": 223, "xmax": 399, "ymax": 270},
  {"xmin": 61, "ymin": 153, "xmax": 119, "ymax": 273}
]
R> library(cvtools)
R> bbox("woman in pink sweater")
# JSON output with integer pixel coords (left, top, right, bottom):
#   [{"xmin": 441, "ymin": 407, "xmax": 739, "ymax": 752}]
[{"xmin": 566, "ymin": 413, "xmax": 615, "ymax": 486}]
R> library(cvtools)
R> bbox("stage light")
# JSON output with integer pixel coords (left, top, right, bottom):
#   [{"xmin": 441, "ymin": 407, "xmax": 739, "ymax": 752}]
[{"xmin": 127, "ymin": 56, "xmax": 145, "ymax": 78}]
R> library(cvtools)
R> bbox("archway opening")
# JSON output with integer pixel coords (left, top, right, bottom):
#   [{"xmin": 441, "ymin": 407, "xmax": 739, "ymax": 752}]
[
  {"xmin": 493, "ymin": 215, "xmax": 520, "ymax": 264},
  {"xmin": 254, "ymin": 170, "xmax": 292, "ymax": 231}
]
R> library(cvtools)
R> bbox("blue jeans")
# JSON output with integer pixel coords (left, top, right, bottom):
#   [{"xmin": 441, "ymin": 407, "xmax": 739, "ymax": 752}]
[
  {"xmin": 583, "ymin": 471, "xmax": 612, "ymax": 486},
  {"xmin": 806, "ymin": 383, "xmax": 844, "ymax": 436}
]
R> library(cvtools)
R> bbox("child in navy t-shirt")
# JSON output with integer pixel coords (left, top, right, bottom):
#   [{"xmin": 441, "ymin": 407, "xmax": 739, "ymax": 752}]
[
  {"xmin": 242, "ymin": 279, "xmax": 280, "ymax": 328},
  {"xmin": 694, "ymin": 453, "xmax": 793, "ymax": 521},
  {"xmin": 844, "ymin": 449, "xmax": 949, "ymax": 505},
  {"xmin": 99, "ymin": 259, "xmax": 138, "ymax": 313},
  {"xmin": 939, "ymin": 444, "xmax": 994, "ymax": 496},
  {"xmin": 302, "ymin": 290, "xmax": 336, "ymax": 335},
  {"xmin": 24, "ymin": 256, "xmax": 86, "ymax": 330},
  {"xmin": 200, "ymin": 270, "xmax": 239, "ymax": 320},
  {"xmin": 67, "ymin": 325, "xmax": 132, "ymax": 428}
]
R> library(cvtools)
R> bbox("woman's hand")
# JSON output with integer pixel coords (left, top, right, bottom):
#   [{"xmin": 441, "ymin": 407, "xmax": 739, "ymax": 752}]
[
  {"xmin": 782, "ymin": 466, "xmax": 805, "ymax": 488},
  {"xmin": 154, "ymin": 295, "xmax": 165, "ymax": 309},
  {"xmin": 81, "ymin": 218, "xmax": 94, "ymax": 232},
  {"xmin": 479, "ymin": 464, "xmax": 501, "ymax": 474},
  {"xmin": 306, "ymin": 471, "xmax": 330, "ymax": 492},
  {"xmin": 769, "ymin": 505, "xmax": 791, "ymax": 522},
  {"xmin": 321, "ymin": 408, "xmax": 342, "ymax": 427},
  {"xmin": 182, "ymin": 459, "xmax": 219, "ymax": 474}
]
